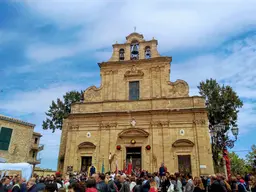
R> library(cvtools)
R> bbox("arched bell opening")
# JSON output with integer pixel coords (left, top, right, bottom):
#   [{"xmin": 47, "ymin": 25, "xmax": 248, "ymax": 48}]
[
  {"xmin": 119, "ymin": 48, "xmax": 125, "ymax": 61},
  {"xmin": 130, "ymin": 40, "xmax": 139, "ymax": 60},
  {"xmin": 145, "ymin": 46, "xmax": 151, "ymax": 59}
]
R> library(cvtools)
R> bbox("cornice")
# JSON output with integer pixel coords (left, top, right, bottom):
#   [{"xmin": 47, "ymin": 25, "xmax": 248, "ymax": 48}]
[
  {"xmin": 98, "ymin": 57, "xmax": 172, "ymax": 68},
  {"xmin": 0, "ymin": 114, "xmax": 35, "ymax": 127},
  {"xmin": 68, "ymin": 108, "xmax": 207, "ymax": 118},
  {"xmin": 72, "ymin": 96, "xmax": 205, "ymax": 106}
]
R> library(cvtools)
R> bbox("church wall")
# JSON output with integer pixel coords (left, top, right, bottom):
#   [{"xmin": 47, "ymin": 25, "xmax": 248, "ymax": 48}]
[
  {"xmin": 60, "ymin": 32, "xmax": 214, "ymax": 177},
  {"xmin": 61, "ymin": 110, "xmax": 214, "ymax": 176}
]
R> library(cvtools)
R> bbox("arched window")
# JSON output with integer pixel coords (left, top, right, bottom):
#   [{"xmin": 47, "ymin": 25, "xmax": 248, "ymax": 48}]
[
  {"xmin": 130, "ymin": 40, "xmax": 139, "ymax": 60},
  {"xmin": 119, "ymin": 49, "xmax": 125, "ymax": 61},
  {"xmin": 145, "ymin": 46, "xmax": 151, "ymax": 59}
]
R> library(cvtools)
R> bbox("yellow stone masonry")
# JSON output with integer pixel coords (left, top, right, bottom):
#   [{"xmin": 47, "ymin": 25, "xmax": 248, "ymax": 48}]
[
  {"xmin": 58, "ymin": 32, "xmax": 214, "ymax": 176},
  {"xmin": 0, "ymin": 115, "xmax": 43, "ymax": 165}
]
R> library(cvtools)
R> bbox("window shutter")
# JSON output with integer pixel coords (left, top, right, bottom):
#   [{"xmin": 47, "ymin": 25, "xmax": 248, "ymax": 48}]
[{"xmin": 0, "ymin": 127, "xmax": 13, "ymax": 151}]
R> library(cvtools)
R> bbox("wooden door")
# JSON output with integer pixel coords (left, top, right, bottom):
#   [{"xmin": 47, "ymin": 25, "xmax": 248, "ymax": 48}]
[{"xmin": 178, "ymin": 155, "xmax": 191, "ymax": 174}]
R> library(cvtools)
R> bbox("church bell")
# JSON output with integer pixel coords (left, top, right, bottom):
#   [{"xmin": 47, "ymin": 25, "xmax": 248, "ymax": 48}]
[{"xmin": 131, "ymin": 44, "xmax": 139, "ymax": 55}]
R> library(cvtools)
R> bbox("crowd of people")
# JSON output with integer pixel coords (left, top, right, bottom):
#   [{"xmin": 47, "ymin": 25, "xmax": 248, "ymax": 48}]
[{"xmin": 0, "ymin": 169, "xmax": 256, "ymax": 192}]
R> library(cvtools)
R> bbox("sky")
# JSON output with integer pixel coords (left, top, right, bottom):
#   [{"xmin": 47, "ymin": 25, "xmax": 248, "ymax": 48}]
[{"xmin": 0, "ymin": 0, "xmax": 256, "ymax": 170}]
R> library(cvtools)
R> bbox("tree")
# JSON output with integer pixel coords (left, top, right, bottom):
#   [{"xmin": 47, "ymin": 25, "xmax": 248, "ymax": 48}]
[
  {"xmin": 42, "ymin": 90, "xmax": 83, "ymax": 132},
  {"xmin": 198, "ymin": 79, "xmax": 243, "ymax": 170},
  {"xmin": 246, "ymin": 144, "xmax": 256, "ymax": 173},
  {"xmin": 228, "ymin": 152, "xmax": 249, "ymax": 175}
]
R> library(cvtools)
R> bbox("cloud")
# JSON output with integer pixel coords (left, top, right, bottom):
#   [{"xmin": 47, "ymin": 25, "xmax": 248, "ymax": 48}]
[
  {"xmin": 0, "ymin": 84, "xmax": 84, "ymax": 114},
  {"xmin": 0, "ymin": 84, "xmax": 87, "ymax": 170},
  {"xmin": 26, "ymin": 43, "xmax": 79, "ymax": 63},
  {"xmin": 170, "ymin": 34, "xmax": 256, "ymax": 136},
  {"xmin": 23, "ymin": 0, "xmax": 256, "ymax": 64},
  {"xmin": 172, "ymin": 34, "xmax": 256, "ymax": 99}
]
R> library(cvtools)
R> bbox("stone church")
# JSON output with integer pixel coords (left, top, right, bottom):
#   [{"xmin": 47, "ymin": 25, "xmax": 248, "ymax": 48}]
[{"xmin": 58, "ymin": 32, "xmax": 214, "ymax": 176}]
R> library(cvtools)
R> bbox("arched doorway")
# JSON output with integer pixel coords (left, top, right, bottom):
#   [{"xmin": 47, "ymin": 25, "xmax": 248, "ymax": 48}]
[
  {"xmin": 78, "ymin": 142, "xmax": 96, "ymax": 172},
  {"xmin": 172, "ymin": 139, "xmax": 194, "ymax": 175},
  {"xmin": 118, "ymin": 128, "xmax": 149, "ymax": 170}
]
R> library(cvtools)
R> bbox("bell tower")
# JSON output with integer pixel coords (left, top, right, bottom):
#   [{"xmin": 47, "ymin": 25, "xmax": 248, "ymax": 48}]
[
  {"xmin": 108, "ymin": 32, "xmax": 160, "ymax": 62},
  {"xmin": 83, "ymin": 32, "xmax": 189, "ymax": 102}
]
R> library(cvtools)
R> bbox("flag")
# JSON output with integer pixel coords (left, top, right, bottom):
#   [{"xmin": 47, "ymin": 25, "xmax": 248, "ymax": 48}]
[
  {"xmin": 101, "ymin": 159, "xmax": 105, "ymax": 173},
  {"xmin": 115, "ymin": 160, "xmax": 118, "ymax": 174},
  {"xmin": 123, "ymin": 160, "xmax": 126, "ymax": 172}
]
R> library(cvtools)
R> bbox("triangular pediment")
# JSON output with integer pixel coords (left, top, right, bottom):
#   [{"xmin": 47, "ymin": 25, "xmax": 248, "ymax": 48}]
[
  {"xmin": 172, "ymin": 139, "xmax": 194, "ymax": 147},
  {"xmin": 118, "ymin": 128, "xmax": 149, "ymax": 138}
]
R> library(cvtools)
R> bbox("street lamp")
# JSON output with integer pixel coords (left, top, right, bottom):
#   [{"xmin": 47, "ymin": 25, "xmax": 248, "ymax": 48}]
[
  {"xmin": 231, "ymin": 126, "xmax": 239, "ymax": 138},
  {"xmin": 210, "ymin": 124, "xmax": 239, "ymax": 149},
  {"xmin": 210, "ymin": 123, "xmax": 239, "ymax": 179}
]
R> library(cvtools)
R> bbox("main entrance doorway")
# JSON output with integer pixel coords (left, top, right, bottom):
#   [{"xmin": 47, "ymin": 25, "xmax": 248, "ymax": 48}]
[
  {"xmin": 178, "ymin": 155, "xmax": 191, "ymax": 174},
  {"xmin": 81, "ymin": 156, "xmax": 92, "ymax": 172},
  {"xmin": 126, "ymin": 147, "xmax": 141, "ymax": 170}
]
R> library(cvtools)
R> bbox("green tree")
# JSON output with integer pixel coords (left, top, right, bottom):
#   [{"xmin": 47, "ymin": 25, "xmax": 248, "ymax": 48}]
[
  {"xmin": 198, "ymin": 79, "xmax": 243, "ymax": 170},
  {"xmin": 229, "ymin": 152, "xmax": 248, "ymax": 175},
  {"xmin": 42, "ymin": 90, "xmax": 83, "ymax": 132},
  {"xmin": 246, "ymin": 144, "xmax": 256, "ymax": 172}
]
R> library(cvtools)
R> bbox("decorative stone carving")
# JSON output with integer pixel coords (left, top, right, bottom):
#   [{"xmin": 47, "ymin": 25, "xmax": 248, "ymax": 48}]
[
  {"xmin": 124, "ymin": 65, "xmax": 144, "ymax": 78},
  {"xmin": 150, "ymin": 65, "xmax": 165, "ymax": 72},
  {"xmin": 193, "ymin": 119, "xmax": 206, "ymax": 125},
  {"xmin": 172, "ymin": 139, "xmax": 194, "ymax": 147},
  {"xmin": 83, "ymin": 86, "xmax": 102, "ymax": 102},
  {"xmin": 104, "ymin": 70, "xmax": 118, "ymax": 75},
  {"xmin": 130, "ymin": 118, "xmax": 136, "ymax": 127},
  {"xmin": 126, "ymin": 32, "xmax": 144, "ymax": 43},
  {"xmin": 150, "ymin": 121, "xmax": 169, "ymax": 127},
  {"xmin": 99, "ymin": 122, "xmax": 117, "ymax": 129},
  {"xmin": 118, "ymin": 128, "xmax": 149, "ymax": 138},
  {"xmin": 78, "ymin": 142, "xmax": 96, "ymax": 149},
  {"xmin": 70, "ymin": 125, "xmax": 79, "ymax": 130},
  {"xmin": 167, "ymin": 80, "xmax": 189, "ymax": 97}
]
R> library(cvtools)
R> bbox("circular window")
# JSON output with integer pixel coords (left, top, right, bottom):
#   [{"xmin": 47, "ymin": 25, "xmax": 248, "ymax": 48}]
[
  {"xmin": 180, "ymin": 129, "xmax": 185, "ymax": 136},
  {"xmin": 86, "ymin": 132, "xmax": 91, "ymax": 138}
]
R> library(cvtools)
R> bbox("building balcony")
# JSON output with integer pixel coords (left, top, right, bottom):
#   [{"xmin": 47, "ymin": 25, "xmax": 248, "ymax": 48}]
[
  {"xmin": 31, "ymin": 144, "xmax": 44, "ymax": 151},
  {"xmin": 28, "ymin": 158, "xmax": 41, "ymax": 165}
]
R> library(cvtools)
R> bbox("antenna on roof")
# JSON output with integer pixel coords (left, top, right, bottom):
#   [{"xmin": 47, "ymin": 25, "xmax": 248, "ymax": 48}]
[{"xmin": 134, "ymin": 26, "xmax": 136, "ymax": 32}]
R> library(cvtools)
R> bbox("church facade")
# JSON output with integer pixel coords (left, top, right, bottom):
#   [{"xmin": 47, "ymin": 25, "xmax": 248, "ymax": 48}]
[{"xmin": 58, "ymin": 32, "xmax": 214, "ymax": 176}]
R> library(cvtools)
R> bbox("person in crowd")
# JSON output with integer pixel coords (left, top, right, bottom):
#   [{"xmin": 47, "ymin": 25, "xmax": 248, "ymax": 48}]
[
  {"xmin": 11, "ymin": 177, "xmax": 22, "ymax": 192},
  {"xmin": 174, "ymin": 173, "xmax": 182, "ymax": 192},
  {"xmin": 184, "ymin": 174, "xmax": 194, "ymax": 192},
  {"xmin": 89, "ymin": 166, "xmax": 96, "ymax": 177},
  {"xmin": 193, "ymin": 177, "xmax": 205, "ymax": 192},
  {"xmin": 94, "ymin": 173, "xmax": 108, "ymax": 192},
  {"xmin": 249, "ymin": 175, "xmax": 256, "ymax": 192},
  {"xmin": 160, "ymin": 175, "xmax": 168, "ymax": 192},
  {"xmin": 230, "ymin": 176, "xmax": 238, "ymax": 192},
  {"xmin": 133, "ymin": 178, "xmax": 142, "ymax": 192},
  {"xmin": 120, "ymin": 175, "xmax": 130, "ymax": 192},
  {"xmin": 129, "ymin": 176, "xmax": 136, "ymax": 192},
  {"xmin": 85, "ymin": 178, "xmax": 97, "ymax": 192},
  {"xmin": 153, "ymin": 173, "xmax": 160, "ymax": 190},
  {"xmin": 141, "ymin": 175, "xmax": 150, "ymax": 192},
  {"xmin": 45, "ymin": 175, "xmax": 58, "ymax": 192},
  {"xmin": 159, "ymin": 164, "xmax": 166, "ymax": 178},
  {"xmin": 2, "ymin": 177, "xmax": 11, "ymax": 192},
  {"xmin": 209, "ymin": 174, "xmax": 226, "ymax": 192},
  {"xmin": 149, "ymin": 179, "xmax": 157, "ymax": 192},
  {"xmin": 27, "ymin": 179, "xmax": 38, "ymax": 192}
]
